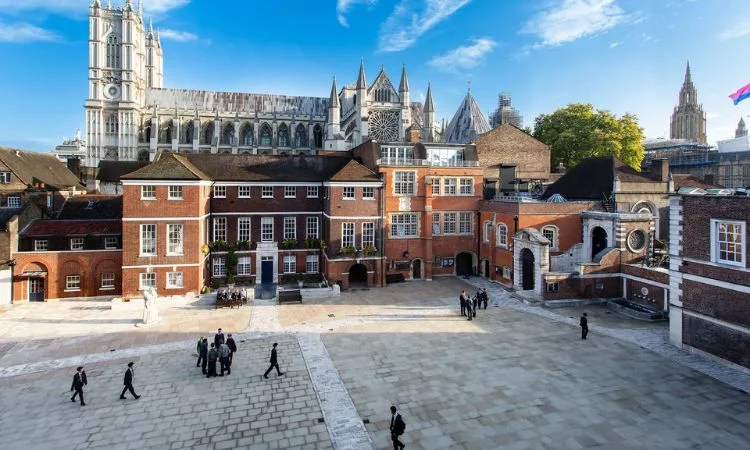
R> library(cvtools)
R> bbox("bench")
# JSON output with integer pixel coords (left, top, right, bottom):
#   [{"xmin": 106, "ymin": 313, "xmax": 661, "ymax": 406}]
[
  {"xmin": 278, "ymin": 289, "xmax": 302, "ymax": 304},
  {"xmin": 386, "ymin": 273, "xmax": 405, "ymax": 284},
  {"xmin": 215, "ymin": 297, "xmax": 242, "ymax": 309}
]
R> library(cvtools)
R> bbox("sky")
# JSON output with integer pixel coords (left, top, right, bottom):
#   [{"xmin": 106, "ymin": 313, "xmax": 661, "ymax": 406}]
[{"xmin": 1, "ymin": 0, "xmax": 750, "ymax": 152}]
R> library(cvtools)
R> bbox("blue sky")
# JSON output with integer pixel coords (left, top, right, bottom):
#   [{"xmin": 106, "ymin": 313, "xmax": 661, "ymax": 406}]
[{"xmin": 1, "ymin": 0, "xmax": 750, "ymax": 151}]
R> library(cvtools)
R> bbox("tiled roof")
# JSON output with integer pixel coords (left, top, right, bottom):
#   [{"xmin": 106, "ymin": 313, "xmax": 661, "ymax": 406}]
[
  {"xmin": 0, "ymin": 208, "xmax": 22, "ymax": 231},
  {"xmin": 543, "ymin": 156, "xmax": 651, "ymax": 200},
  {"xmin": 0, "ymin": 147, "xmax": 84, "ymax": 190},
  {"xmin": 57, "ymin": 195, "xmax": 122, "ymax": 220},
  {"xmin": 328, "ymin": 159, "xmax": 379, "ymax": 182},
  {"xmin": 96, "ymin": 161, "xmax": 149, "ymax": 182},
  {"xmin": 21, "ymin": 219, "xmax": 121, "ymax": 237},
  {"xmin": 672, "ymin": 174, "xmax": 724, "ymax": 190},
  {"xmin": 120, "ymin": 153, "xmax": 205, "ymax": 180}
]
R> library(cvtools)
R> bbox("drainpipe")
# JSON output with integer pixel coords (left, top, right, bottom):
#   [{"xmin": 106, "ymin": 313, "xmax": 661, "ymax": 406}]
[
  {"xmin": 476, "ymin": 211, "xmax": 481, "ymax": 276},
  {"xmin": 379, "ymin": 173, "xmax": 386, "ymax": 286},
  {"xmin": 513, "ymin": 215, "xmax": 519, "ymax": 233},
  {"xmin": 208, "ymin": 182, "xmax": 215, "ymax": 289}
]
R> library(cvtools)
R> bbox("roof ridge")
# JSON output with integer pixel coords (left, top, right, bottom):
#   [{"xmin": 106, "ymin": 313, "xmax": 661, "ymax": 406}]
[{"xmin": 171, "ymin": 154, "xmax": 210, "ymax": 180}]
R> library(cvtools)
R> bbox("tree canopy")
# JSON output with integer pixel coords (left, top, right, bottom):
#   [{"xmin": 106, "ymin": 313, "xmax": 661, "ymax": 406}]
[{"xmin": 532, "ymin": 103, "xmax": 645, "ymax": 171}]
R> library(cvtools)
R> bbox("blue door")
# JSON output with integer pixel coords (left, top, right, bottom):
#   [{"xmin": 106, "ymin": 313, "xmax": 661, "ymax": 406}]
[{"xmin": 261, "ymin": 260, "xmax": 273, "ymax": 284}]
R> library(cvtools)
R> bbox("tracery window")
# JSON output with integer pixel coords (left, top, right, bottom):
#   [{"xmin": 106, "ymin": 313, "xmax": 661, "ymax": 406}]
[
  {"xmin": 375, "ymin": 88, "xmax": 391, "ymax": 102},
  {"xmin": 221, "ymin": 123, "xmax": 234, "ymax": 145},
  {"xmin": 260, "ymin": 124, "xmax": 272, "ymax": 147},
  {"xmin": 278, "ymin": 124, "xmax": 289, "ymax": 147},
  {"xmin": 369, "ymin": 110, "xmax": 400, "ymax": 142},
  {"xmin": 294, "ymin": 124, "xmax": 307, "ymax": 148},
  {"xmin": 313, "ymin": 124, "xmax": 323, "ymax": 148},
  {"xmin": 106, "ymin": 34, "xmax": 120, "ymax": 68},
  {"xmin": 241, "ymin": 123, "xmax": 253, "ymax": 146},
  {"xmin": 105, "ymin": 114, "xmax": 119, "ymax": 134},
  {"xmin": 201, "ymin": 122, "xmax": 214, "ymax": 145},
  {"xmin": 182, "ymin": 121, "xmax": 193, "ymax": 143},
  {"xmin": 159, "ymin": 120, "xmax": 172, "ymax": 143}
]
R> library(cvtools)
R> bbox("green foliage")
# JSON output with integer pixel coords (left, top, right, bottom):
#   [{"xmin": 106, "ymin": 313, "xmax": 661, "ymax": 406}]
[
  {"xmin": 279, "ymin": 274, "xmax": 299, "ymax": 285},
  {"xmin": 227, "ymin": 274, "xmax": 236, "ymax": 285},
  {"xmin": 225, "ymin": 248, "xmax": 238, "ymax": 277},
  {"xmin": 281, "ymin": 238, "xmax": 298, "ymax": 249},
  {"xmin": 362, "ymin": 245, "xmax": 377, "ymax": 256},
  {"xmin": 340, "ymin": 245, "xmax": 357, "ymax": 255},
  {"xmin": 236, "ymin": 240, "xmax": 252, "ymax": 250},
  {"xmin": 304, "ymin": 238, "xmax": 322, "ymax": 249},
  {"xmin": 532, "ymin": 103, "xmax": 645, "ymax": 171}
]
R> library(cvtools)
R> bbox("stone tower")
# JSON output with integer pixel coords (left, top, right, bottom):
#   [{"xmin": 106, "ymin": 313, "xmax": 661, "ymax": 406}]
[
  {"xmin": 85, "ymin": 0, "xmax": 163, "ymax": 166},
  {"xmin": 669, "ymin": 61, "xmax": 707, "ymax": 144},
  {"xmin": 736, "ymin": 117, "xmax": 747, "ymax": 138}
]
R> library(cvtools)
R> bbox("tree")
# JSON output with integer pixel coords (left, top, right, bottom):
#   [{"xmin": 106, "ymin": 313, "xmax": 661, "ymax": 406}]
[{"xmin": 532, "ymin": 103, "xmax": 645, "ymax": 170}]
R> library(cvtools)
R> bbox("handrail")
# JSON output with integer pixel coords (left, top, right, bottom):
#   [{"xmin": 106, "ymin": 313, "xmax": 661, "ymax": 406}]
[{"xmin": 376, "ymin": 157, "xmax": 480, "ymax": 168}]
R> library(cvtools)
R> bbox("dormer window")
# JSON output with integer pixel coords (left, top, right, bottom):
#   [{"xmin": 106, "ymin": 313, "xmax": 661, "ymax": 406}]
[{"xmin": 0, "ymin": 172, "xmax": 10, "ymax": 183}]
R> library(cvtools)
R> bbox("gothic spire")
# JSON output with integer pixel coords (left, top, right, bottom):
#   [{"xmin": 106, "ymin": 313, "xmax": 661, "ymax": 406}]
[
  {"xmin": 356, "ymin": 59, "xmax": 367, "ymax": 90},
  {"xmin": 425, "ymin": 83, "xmax": 434, "ymax": 112},
  {"xmin": 736, "ymin": 117, "xmax": 748, "ymax": 138},
  {"xmin": 330, "ymin": 76, "xmax": 340, "ymax": 109},
  {"xmin": 684, "ymin": 60, "xmax": 692, "ymax": 85},
  {"xmin": 399, "ymin": 65, "xmax": 409, "ymax": 92}
]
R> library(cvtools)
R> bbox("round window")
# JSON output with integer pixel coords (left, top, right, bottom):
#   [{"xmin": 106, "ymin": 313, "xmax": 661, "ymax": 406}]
[
  {"xmin": 627, "ymin": 229, "xmax": 647, "ymax": 252},
  {"xmin": 104, "ymin": 84, "xmax": 121, "ymax": 100}
]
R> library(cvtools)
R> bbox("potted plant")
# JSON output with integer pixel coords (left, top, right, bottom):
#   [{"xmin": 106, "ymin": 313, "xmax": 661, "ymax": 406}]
[
  {"xmin": 296, "ymin": 272, "xmax": 305, "ymax": 288},
  {"xmin": 282, "ymin": 238, "xmax": 297, "ymax": 249},
  {"xmin": 363, "ymin": 245, "xmax": 377, "ymax": 256},
  {"xmin": 341, "ymin": 245, "xmax": 356, "ymax": 255},
  {"xmin": 236, "ymin": 240, "xmax": 251, "ymax": 251},
  {"xmin": 201, "ymin": 244, "xmax": 210, "ymax": 255},
  {"xmin": 225, "ymin": 248, "xmax": 238, "ymax": 287}
]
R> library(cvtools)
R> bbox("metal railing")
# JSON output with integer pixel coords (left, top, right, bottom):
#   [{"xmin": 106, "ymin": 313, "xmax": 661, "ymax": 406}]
[{"xmin": 376, "ymin": 157, "xmax": 480, "ymax": 168}]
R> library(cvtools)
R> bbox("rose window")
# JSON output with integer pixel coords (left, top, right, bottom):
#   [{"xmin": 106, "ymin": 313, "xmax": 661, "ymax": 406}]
[{"xmin": 368, "ymin": 110, "xmax": 400, "ymax": 142}]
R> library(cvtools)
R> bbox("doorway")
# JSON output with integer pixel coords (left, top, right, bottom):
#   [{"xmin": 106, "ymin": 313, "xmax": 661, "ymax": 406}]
[
  {"xmin": 521, "ymin": 248, "xmax": 535, "ymax": 290},
  {"xmin": 261, "ymin": 257, "xmax": 273, "ymax": 284},
  {"xmin": 591, "ymin": 227, "xmax": 608, "ymax": 260},
  {"xmin": 456, "ymin": 252, "xmax": 473, "ymax": 276},
  {"xmin": 412, "ymin": 259, "xmax": 422, "ymax": 280},
  {"xmin": 483, "ymin": 260, "xmax": 490, "ymax": 277},
  {"xmin": 348, "ymin": 264, "xmax": 368, "ymax": 285},
  {"xmin": 29, "ymin": 278, "xmax": 44, "ymax": 302}
]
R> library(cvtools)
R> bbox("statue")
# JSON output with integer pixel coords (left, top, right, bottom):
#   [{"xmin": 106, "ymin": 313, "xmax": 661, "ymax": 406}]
[{"xmin": 142, "ymin": 287, "xmax": 160, "ymax": 325}]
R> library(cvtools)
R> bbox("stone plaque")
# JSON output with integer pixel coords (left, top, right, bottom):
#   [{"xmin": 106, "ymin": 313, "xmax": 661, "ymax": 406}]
[{"xmin": 398, "ymin": 197, "xmax": 411, "ymax": 212}]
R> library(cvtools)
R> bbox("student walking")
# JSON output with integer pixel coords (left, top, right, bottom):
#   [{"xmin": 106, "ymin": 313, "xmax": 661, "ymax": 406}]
[
  {"xmin": 580, "ymin": 313, "xmax": 589, "ymax": 340},
  {"xmin": 389, "ymin": 406, "xmax": 406, "ymax": 450},
  {"xmin": 481, "ymin": 288, "xmax": 489, "ymax": 309},
  {"xmin": 199, "ymin": 338, "xmax": 208, "ymax": 374},
  {"xmin": 459, "ymin": 290, "xmax": 467, "ymax": 316},
  {"xmin": 120, "ymin": 362, "xmax": 140, "ymax": 400},
  {"xmin": 226, "ymin": 333, "xmax": 237, "ymax": 364},
  {"xmin": 466, "ymin": 296, "xmax": 473, "ymax": 321},
  {"xmin": 263, "ymin": 343, "xmax": 284, "ymax": 379},
  {"xmin": 472, "ymin": 294, "xmax": 478, "ymax": 318},
  {"xmin": 218, "ymin": 342, "xmax": 231, "ymax": 376},
  {"xmin": 207, "ymin": 343, "xmax": 218, "ymax": 378},
  {"xmin": 70, "ymin": 366, "xmax": 87, "ymax": 406},
  {"xmin": 196, "ymin": 336, "xmax": 205, "ymax": 368},
  {"xmin": 214, "ymin": 328, "xmax": 225, "ymax": 348}
]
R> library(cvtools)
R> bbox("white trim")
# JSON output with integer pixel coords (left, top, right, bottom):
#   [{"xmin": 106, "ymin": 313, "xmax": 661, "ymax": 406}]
[
  {"xmin": 680, "ymin": 256, "xmax": 750, "ymax": 273},
  {"xmin": 212, "ymin": 211, "xmax": 323, "ymax": 216},
  {"xmin": 576, "ymin": 272, "xmax": 669, "ymax": 289},
  {"xmin": 683, "ymin": 308, "xmax": 750, "ymax": 335},
  {"xmin": 681, "ymin": 272, "xmax": 750, "ymax": 294},
  {"xmin": 16, "ymin": 249, "xmax": 123, "ymax": 255},
  {"xmin": 323, "ymin": 213, "xmax": 382, "ymax": 220},
  {"xmin": 215, "ymin": 181, "xmax": 322, "ymax": 187},
  {"xmin": 710, "ymin": 219, "xmax": 746, "ymax": 268},
  {"xmin": 123, "ymin": 214, "xmax": 210, "ymax": 222},
  {"xmin": 323, "ymin": 181, "xmax": 383, "ymax": 187},
  {"xmin": 123, "ymin": 263, "xmax": 202, "ymax": 269},
  {"xmin": 321, "ymin": 252, "xmax": 385, "ymax": 262},
  {"xmin": 123, "ymin": 180, "xmax": 209, "ymax": 186}
]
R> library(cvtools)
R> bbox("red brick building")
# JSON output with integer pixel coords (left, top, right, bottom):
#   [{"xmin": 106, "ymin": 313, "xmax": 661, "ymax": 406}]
[
  {"xmin": 119, "ymin": 153, "xmax": 383, "ymax": 297},
  {"xmin": 669, "ymin": 194, "xmax": 750, "ymax": 369},
  {"xmin": 353, "ymin": 141, "xmax": 483, "ymax": 280},
  {"xmin": 12, "ymin": 195, "xmax": 122, "ymax": 302}
]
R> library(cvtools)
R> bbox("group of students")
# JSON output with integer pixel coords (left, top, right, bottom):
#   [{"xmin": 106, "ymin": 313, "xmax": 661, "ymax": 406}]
[
  {"xmin": 69, "ymin": 362, "xmax": 139, "ymax": 407},
  {"xmin": 197, "ymin": 328, "xmax": 237, "ymax": 377},
  {"xmin": 458, "ymin": 288, "xmax": 489, "ymax": 320}
]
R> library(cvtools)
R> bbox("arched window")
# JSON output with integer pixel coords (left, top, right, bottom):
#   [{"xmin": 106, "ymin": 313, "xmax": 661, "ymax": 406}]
[
  {"xmin": 541, "ymin": 225, "xmax": 558, "ymax": 251},
  {"xmin": 105, "ymin": 115, "xmax": 119, "ymax": 134},
  {"xmin": 294, "ymin": 124, "xmax": 307, "ymax": 148},
  {"xmin": 201, "ymin": 122, "xmax": 214, "ymax": 145},
  {"xmin": 140, "ymin": 123, "xmax": 151, "ymax": 142},
  {"xmin": 159, "ymin": 120, "xmax": 172, "ymax": 143},
  {"xmin": 221, "ymin": 123, "xmax": 234, "ymax": 145},
  {"xmin": 496, "ymin": 223, "xmax": 508, "ymax": 247},
  {"xmin": 483, "ymin": 221, "xmax": 492, "ymax": 243},
  {"xmin": 278, "ymin": 124, "xmax": 289, "ymax": 147},
  {"xmin": 240, "ymin": 123, "xmax": 253, "ymax": 146},
  {"xmin": 106, "ymin": 34, "xmax": 120, "ymax": 68},
  {"xmin": 182, "ymin": 121, "xmax": 193, "ymax": 143},
  {"xmin": 259, "ymin": 123, "xmax": 272, "ymax": 147},
  {"xmin": 375, "ymin": 88, "xmax": 390, "ymax": 102},
  {"xmin": 313, "ymin": 124, "xmax": 323, "ymax": 148}
]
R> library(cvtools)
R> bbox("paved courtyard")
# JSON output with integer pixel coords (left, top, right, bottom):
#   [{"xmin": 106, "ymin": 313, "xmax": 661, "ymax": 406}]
[{"xmin": 1, "ymin": 278, "xmax": 749, "ymax": 449}]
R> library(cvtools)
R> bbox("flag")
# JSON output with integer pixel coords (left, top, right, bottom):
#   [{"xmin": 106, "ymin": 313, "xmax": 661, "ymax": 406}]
[{"xmin": 729, "ymin": 83, "xmax": 750, "ymax": 105}]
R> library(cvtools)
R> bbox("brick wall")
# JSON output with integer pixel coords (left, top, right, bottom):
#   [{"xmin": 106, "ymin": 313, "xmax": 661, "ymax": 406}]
[
  {"xmin": 683, "ymin": 314, "xmax": 750, "ymax": 369},
  {"xmin": 680, "ymin": 195, "xmax": 750, "ymax": 267}
]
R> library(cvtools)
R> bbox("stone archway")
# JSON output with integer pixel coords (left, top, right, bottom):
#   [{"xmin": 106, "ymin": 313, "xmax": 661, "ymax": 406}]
[
  {"xmin": 521, "ymin": 249, "xmax": 535, "ymax": 290},
  {"xmin": 456, "ymin": 252, "xmax": 473, "ymax": 276},
  {"xmin": 591, "ymin": 226, "xmax": 608, "ymax": 260},
  {"xmin": 348, "ymin": 264, "xmax": 368, "ymax": 286}
]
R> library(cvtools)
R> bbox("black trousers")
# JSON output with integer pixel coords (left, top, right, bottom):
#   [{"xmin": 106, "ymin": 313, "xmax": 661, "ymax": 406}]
[
  {"xmin": 197, "ymin": 354, "xmax": 204, "ymax": 367},
  {"xmin": 472, "ymin": 303, "xmax": 477, "ymax": 317},
  {"xmin": 482, "ymin": 299, "xmax": 488, "ymax": 309},
  {"xmin": 391, "ymin": 432, "xmax": 404, "ymax": 450},
  {"xmin": 582, "ymin": 326, "xmax": 589, "ymax": 339},
  {"xmin": 120, "ymin": 383, "xmax": 138, "ymax": 398},
  {"xmin": 201, "ymin": 356, "xmax": 208, "ymax": 374},
  {"xmin": 264, "ymin": 362, "xmax": 282, "ymax": 377},
  {"xmin": 467, "ymin": 309, "xmax": 472, "ymax": 320},
  {"xmin": 71, "ymin": 388, "xmax": 84, "ymax": 405},
  {"xmin": 460, "ymin": 301, "xmax": 466, "ymax": 316},
  {"xmin": 207, "ymin": 360, "xmax": 217, "ymax": 377},
  {"xmin": 229, "ymin": 351, "xmax": 234, "ymax": 364},
  {"xmin": 220, "ymin": 357, "xmax": 230, "ymax": 375}
]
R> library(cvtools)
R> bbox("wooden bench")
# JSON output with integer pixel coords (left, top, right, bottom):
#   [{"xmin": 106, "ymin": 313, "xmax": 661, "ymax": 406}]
[
  {"xmin": 278, "ymin": 289, "xmax": 302, "ymax": 304},
  {"xmin": 386, "ymin": 273, "xmax": 406, "ymax": 284},
  {"xmin": 215, "ymin": 297, "xmax": 242, "ymax": 309}
]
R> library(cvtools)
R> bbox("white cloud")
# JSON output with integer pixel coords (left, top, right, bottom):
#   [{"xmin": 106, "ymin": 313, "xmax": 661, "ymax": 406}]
[
  {"xmin": 378, "ymin": 0, "xmax": 472, "ymax": 53},
  {"xmin": 609, "ymin": 41, "xmax": 622, "ymax": 48},
  {"xmin": 0, "ymin": 0, "xmax": 190, "ymax": 15},
  {"xmin": 336, "ymin": 0, "xmax": 377, "ymax": 27},
  {"xmin": 522, "ymin": 0, "xmax": 625, "ymax": 48},
  {"xmin": 0, "ymin": 21, "xmax": 59, "ymax": 43},
  {"xmin": 159, "ymin": 28, "xmax": 197, "ymax": 42},
  {"xmin": 429, "ymin": 37, "xmax": 496, "ymax": 72},
  {"xmin": 719, "ymin": 20, "xmax": 750, "ymax": 41}
]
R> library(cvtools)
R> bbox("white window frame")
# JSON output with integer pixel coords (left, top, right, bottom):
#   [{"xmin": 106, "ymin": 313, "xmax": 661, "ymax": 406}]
[
  {"xmin": 168, "ymin": 185, "xmax": 183, "ymax": 200},
  {"xmin": 141, "ymin": 185, "xmax": 156, "ymax": 200},
  {"xmin": 443, "ymin": 178, "xmax": 457, "ymax": 195},
  {"xmin": 213, "ymin": 217, "xmax": 227, "ymax": 242},
  {"xmin": 262, "ymin": 186, "xmax": 274, "ymax": 198},
  {"xmin": 0, "ymin": 172, "xmax": 10, "ymax": 183},
  {"xmin": 542, "ymin": 225, "xmax": 559, "ymax": 251},
  {"xmin": 306, "ymin": 254, "xmax": 319, "ymax": 273},
  {"xmin": 362, "ymin": 187, "xmax": 375, "ymax": 200},
  {"xmin": 483, "ymin": 221, "xmax": 492, "ymax": 243},
  {"xmin": 238, "ymin": 186, "xmax": 251, "ymax": 198},
  {"xmin": 443, "ymin": 212, "xmax": 457, "ymax": 234},
  {"xmin": 212, "ymin": 185, "xmax": 226, "ymax": 198},
  {"xmin": 459, "ymin": 212, "xmax": 472, "ymax": 234},
  {"xmin": 432, "ymin": 213, "xmax": 441, "ymax": 235},
  {"xmin": 502, "ymin": 266, "xmax": 511, "ymax": 279},
  {"xmin": 167, "ymin": 271, "xmax": 184, "ymax": 289},
  {"xmin": 283, "ymin": 217, "xmax": 296, "ymax": 240},
  {"xmin": 306, "ymin": 217, "xmax": 319, "ymax": 240},
  {"xmin": 284, "ymin": 186, "xmax": 296, "ymax": 198},
  {"xmin": 342, "ymin": 222, "xmax": 355, "ymax": 248},
  {"xmin": 100, "ymin": 273, "xmax": 115, "ymax": 289},
  {"xmin": 391, "ymin": 213, "xmax": 418, "ymax": 238},
  {"xmin": 394, "ymin": 171, "xmax": 416, "ymax": 196},
  {"xmin": 237, "ymin": 217, "xmax": 251, "ymax": 242},
  {"xmin": 261, "ymin": 217, "xmax": 274, "ymax": 242},
  {"xmin": 104, "ymin": 237, "xmax": 118, "ymax": 250},
  {"xmin": 362, "ymin": 222, "xmax": 375, "ymax": 248},
  {"xmin": 65, "ymin": 275, "xmax": 81, "ymax": 291},
  {"xmin": 213, "ymin": 257, "xmax": 227, "ymax": 277},
  {"xmin": 459, "ymin": 178, "xmax": 473, "ymax": 195},
  {"xmin": 711, "ymin": 219, "xmax": 746, "ymax": 267},
  {"xmin": 7, "ymin": 196, "xmax": 20, "ymax": 208},
  {"xmin": 496, "ymin": 223, "xmax": 508, "ymax": 248},
  {"xmin": 237, "ymin": 256, "xmax": 251, "ymax": 276},
  {"xmin": 283, "ymin": 255, "xmax": 296, "ymax": 274},
  {"xmin": 140, "ymin": 224, "xmax": 156, "ymax": 256},
  {"xmin": 167, "ymin": 223, "xmax": 184, "ymax": 255},
  {"xmin": 307, "ymin": 186, "xmax": 319, "ymax": 198},
  {"xmin": 432, "ymin": 179, "xmax": 441, "ymax": 195},
  {"xmin": 139, "ymin": 272, "xmax": 156, "ymax": 290},
  {"xmin": 34, "ymin": 239, "xmax": 48, "ymax": 251},
  {"xmin": 343, "ymin": 186, "xmax": 355, "ymax": 200},
  {"xmin": 70, "ymin": 237, "xmax": 84, "ymax": 251}
]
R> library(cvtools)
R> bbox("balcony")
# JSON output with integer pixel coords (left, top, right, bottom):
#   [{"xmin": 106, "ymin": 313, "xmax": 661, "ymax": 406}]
[{"xmin": 376, "ymin": 157, "xmax": 480, "ymax": 168}]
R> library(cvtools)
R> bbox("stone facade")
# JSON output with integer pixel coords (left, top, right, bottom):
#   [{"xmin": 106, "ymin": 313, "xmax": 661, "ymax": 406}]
[{"xmin": 670, "ymin": 62, "xmax": 707, "ymax": 144}]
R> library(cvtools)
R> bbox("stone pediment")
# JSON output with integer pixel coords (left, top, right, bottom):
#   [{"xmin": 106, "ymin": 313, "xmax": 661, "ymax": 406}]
[{"xmin": 513, "ymin": 227, "xmax": 550, "ymax": 245}]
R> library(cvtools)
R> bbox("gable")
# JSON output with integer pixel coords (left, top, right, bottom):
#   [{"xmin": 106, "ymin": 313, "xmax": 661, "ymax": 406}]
[
  {"xmin": 368, "ymin": 69, "xmax": 400, "ymax": 104},
  {"xmin": 474, "ymin": 124, "xmax": 550, "ymax": 180}
]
